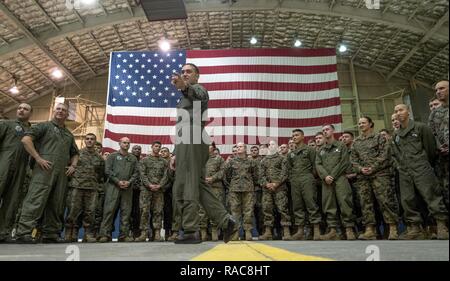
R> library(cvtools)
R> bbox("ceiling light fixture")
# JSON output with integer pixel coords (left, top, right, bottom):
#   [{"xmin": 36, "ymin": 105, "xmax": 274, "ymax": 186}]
[
  {"xmin": 294, "ymin": 39, "xmax": 302, "ymax": 47},
  {"xmin": 9, "ymin": 76, "xmax": 19, "ymax": 94},
  {"xmin": 339, "ymin": 44, "xmax": 347, "ymax": 53},
  {"xmin": 51, "ymin": 68, "xmax": 64, "ymax": 79},
  {"xmin": 250, "ymin": 37, "xmax": 258, "ymax": 45}
]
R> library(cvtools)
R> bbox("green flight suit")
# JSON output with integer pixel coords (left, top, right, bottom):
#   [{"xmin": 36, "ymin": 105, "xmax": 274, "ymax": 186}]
[
  {"xmin": 98, "ymin": 152, "xmax": 139, "ymax": 239},
  {"xmin": 391, "ymin": 120, "xmax": 448, "ymax": 224},
  {"xmin": 0, "ymin": 119, "xmax": 31, "ymax": 240},
  {"xmin": 287, "ymin": 144, "xmax": 321, "ymax": 226},
  {"xmin": 172, "ymin": 83, "xmax": 230, "ymax": 233},
  {"xmin": 16, "ymin": 120, "xmax": 79, "ymax": 239},
  {"xmin": 315, "ymin": 140, "xmax": 354, "ymax": 228}
]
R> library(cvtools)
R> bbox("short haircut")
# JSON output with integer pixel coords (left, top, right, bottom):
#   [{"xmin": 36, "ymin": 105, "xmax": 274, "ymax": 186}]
[
  {"xmin": 85, "ymin": 133, "xmax": 96, "ymax": 140},
  {"xmin": 152, "ymin": 140, "xmax": 162, "ymax": 146},
  {"xmin": 183, "ymin": 63, "xmax": 200, "ymax": 74},
  {"xmin": 379, "ymin": 128, "xmax": 390, "ymax": 134},
  {"xmin": 292, "ymin": 129, "xmax": 304, "ymax": 135},
  {"xmin": 251, "ymin": 145, "xmax": 259, "ymax": 150},
  {"xmin": 161, "ymin": 147, "xmax": 170, "ymax": 152},
  {"xmin": 308, "ymin": 139, "xmax": 315, "ymax": 144},
  {"xmin": 315, "ymin": 132, "xmax": 324, "ymax": 137},
  {"xmin": 342, "ymin": 131, "xmax": 354, "ymax": 138},
  {"xmin": 429, "ymin": 97, "xmax": 440, "ymax": 102},
  {"xmin": 322, "ymin": 124, "xmax": 335, "ymax": 130}
]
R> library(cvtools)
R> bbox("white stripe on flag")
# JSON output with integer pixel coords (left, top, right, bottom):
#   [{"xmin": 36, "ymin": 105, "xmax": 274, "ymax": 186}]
[
  {"xmin": 186, "ymin": 56, "xmax": 337, "ymax": 67},
  {"xmin": 208, "ymin": 89, "xmax": 340, "ymax": 101}
]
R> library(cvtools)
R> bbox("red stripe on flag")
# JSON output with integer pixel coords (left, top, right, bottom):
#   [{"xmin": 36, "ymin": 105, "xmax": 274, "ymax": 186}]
[
  {"xmin": 199, "ymin": 64, "xmax": 337, "ymax": 75},
  {"xmin": 203, "ymin": 81, "xmax": 339, "ymax": 92},
  {"xmin": 187, "ymin": 48, "xmax": 336, "ymax": 58},
  {"xmin": 106, "ymin": 114, "xmax": 343, "ymax": 128},
  {"xmin": 209, "ymin": 97, "xmax": 341, "ymax": 109}
]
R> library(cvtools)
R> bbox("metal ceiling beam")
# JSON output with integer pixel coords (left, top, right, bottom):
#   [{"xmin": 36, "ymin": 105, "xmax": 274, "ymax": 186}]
[
  {"xmin": 387, "ymin": 11, "xmax": 449, "ymax": 81},
  {"xmin": 205, "ymin": 12, "xmax": 212, "ymax": 48},
  {"xmin": 229, "ymin": 10, "xmax": 233, "ymax": 48},
  {"xmin": 0, "ymin": 89, "xmax": 20, "ymax": 104},
  {"xmin": 351, "ymin": 24, "xmax": 375, "ymax": 61},
  {"xmin": 183, "ymin": 20, "xmax": 192, "ymax": 49},
  {"xmin": 370, "ymin": 30, "xmax": 400, "ymax": 68},
  {"xmin": 0, "ymin": 35, "xmax": 9, "ymax": 46},
  {"xmin": 72, "ymin": 8, "xmax": 85, "ymax": 25},
  {"xmin": 30, "ymin": 0, "xmax": 60, "ymax": 31},
  {"xmin": 136, "ymin": 21, "xmax": 150, "ymax": 50},
  {"xmin": 88, "ymin": 32, "xmax": 108, "ymax": 61},
  {"xmin": 313, "ymin": 23, "xmax": 327, "ymax": 48},
  {"xmin": 382, "ymin": 0, "xmax": 392, "ymax": 14},
  {"xmin": 1, "ymin": 1, "xmax": 448, "ymax": 59},
  {"xmin": 412, "ymin": 44, "xmax": 449, "ymax": 79},
  {"xmin": 124, "ymin": 0, "xmax": 134, "ymax": 16},
  {"xmin": 186, "ymin": 0, "xmax": 449, "ymax": 40},
  {"xmin": 111, "ymin": 25, "xmax": 126, "ymax": 50},
  {"xmin": 270, "ymin": 5, "xmax": 281, "ymax": 48},
  {"xmin": 329, "ymin": 0, "xmax": 336, "ymax": 11},
  {"xmin": 98, "ymin": 1, "xmax": 108, "ymax": 15},
  {"xmin": 0, "ymin": 1, "xmax": 81, "ymax": 88},
  {"xmin": 18, "ymin": 52, "xmax": 57, "ymax": 87},
  {"xmin": 64, "ymin": 37, "xmax": 96, "ymax": 76},
  {"xmin": 0, "ymin": 65, "xmax": 39, "ymax": 96}
]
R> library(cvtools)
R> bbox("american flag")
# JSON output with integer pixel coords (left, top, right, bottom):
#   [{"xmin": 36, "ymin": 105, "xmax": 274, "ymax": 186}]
[{"xmin": 103, "ymin": 48, "xmax": 342, "ymax": 155}]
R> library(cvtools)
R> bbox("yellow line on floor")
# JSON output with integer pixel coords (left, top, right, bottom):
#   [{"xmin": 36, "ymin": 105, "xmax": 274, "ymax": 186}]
[{"xmin": 191, "ymin": 242, "xmax": 333, "ymax": 261}]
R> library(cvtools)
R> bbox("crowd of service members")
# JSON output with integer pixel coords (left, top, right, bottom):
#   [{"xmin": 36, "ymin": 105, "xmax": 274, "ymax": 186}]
[{"xmin": 0, "ymin": 80, "xmax": 448, "ymax": 244}]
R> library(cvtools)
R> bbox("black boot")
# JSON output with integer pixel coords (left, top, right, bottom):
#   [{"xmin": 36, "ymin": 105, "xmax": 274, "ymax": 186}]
[
  {"xmin": 174, "ymin": 232, "xmax": 202, "ymax": 244},
  {"xmin": 222, "ymin": 217, "xmax": 238, "ymax": 243}
]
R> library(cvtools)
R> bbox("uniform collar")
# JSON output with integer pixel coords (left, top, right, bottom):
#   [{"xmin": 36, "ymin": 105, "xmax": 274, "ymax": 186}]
[
  {"xmin": 51, "ymin": 119, "xmax": 66, "ymax": 129},
  {"xmin": 397, "ymin": 119, "xmax": 415, "ymax": 137},
  {"xmin": 293, "ymin": 143, "xmax": 307, "ymax": 154},
  {"xmin": 15, "ymin": 119, "xmax": 31, "ymax": 128}
]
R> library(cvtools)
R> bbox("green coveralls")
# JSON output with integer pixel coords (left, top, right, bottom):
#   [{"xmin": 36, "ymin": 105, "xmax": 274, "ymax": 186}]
[{"xmin": 16, "ymin": 120, "xmax": 79, "ymax": 239}]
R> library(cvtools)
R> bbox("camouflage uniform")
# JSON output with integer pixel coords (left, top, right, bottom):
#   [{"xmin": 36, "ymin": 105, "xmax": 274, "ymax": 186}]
[
  {"xmin": 315, "ymin": 140, "xmax": 355, "ymax": 228},
  {"xmin": 139, "ymin": 155, "xmax": 168, "ymax": 234},
  {"xmin": 287, "ymin": 144, "xmax": 321, "ymax": 226},
  {"xmin": 65, "ymin": 148, "xmax": 105, "ymax": 238},
  {"xmin": 199, "ymin": 155, "xmax": 226, "ymax": 229},
  {"xmin": 351, "ymin": 133, "xmax": 399, "ymax": 226},
  {"xmin": 224, "ymin": 157, "xmax": 259, "ymax": 231},
  {"xmin": 0, "ymin": 119, "xmax": 31, "ymax": 241},
  {"xmin": 428, "ymin": 104, "xmax": 449, "ymax": 209},
  {"xmin": 93, "ymin": 180, "xmax": 105, "ymax": 237},
  {"xmin": 98, "ymin": 152, "xmax": 139, "ymax": 239},
  {"xmin": 250, "ymin": 156, "xmax": 264, "ymax": 236},
  {"xmin": 260, "ymin": 153, "xmax": 291, "ymax": 227},
  {"xmin": 391, "ymin": 120, "xmax": 448, "ymax": 225}
]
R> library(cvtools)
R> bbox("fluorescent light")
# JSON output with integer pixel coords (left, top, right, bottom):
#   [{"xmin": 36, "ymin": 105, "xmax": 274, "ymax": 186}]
[
  {"xmin": 294, "ymin": 39, "xmax": 302, "ymax": 47},
  {"xmin": 339, "ymin": 45, "xmax": 347, "ymax": 53},
  {"xmin": 51, "ymin": 68, "xmax": 63, "ymax": 79},
  {"xmin": 159, "ymin": 39, "xmax": 171, "ymax": 52},
  {"xmin": 250, "ymin": 37, "xmax": 257, "ymax": 45},
  {"xmin": 9, "ymin": 86, "xmax": 19, "ymax": 94},
  {"xmin": 81, "ymin": 0, "xmax": 96, "ymax": 5}
]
